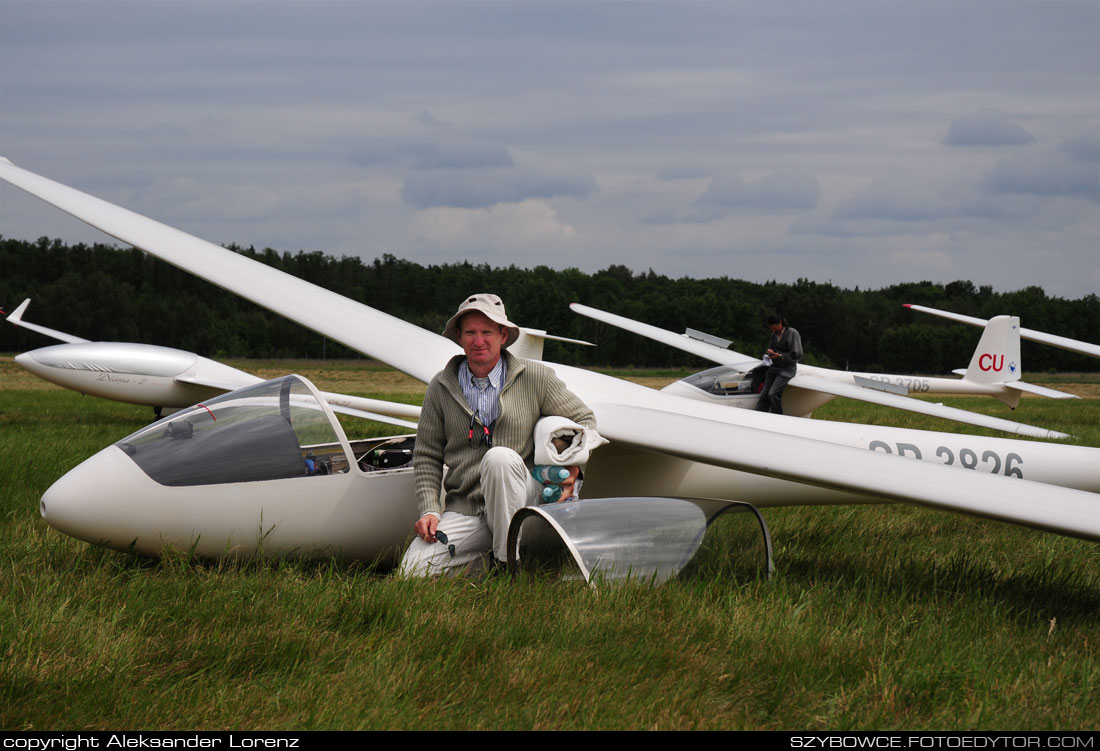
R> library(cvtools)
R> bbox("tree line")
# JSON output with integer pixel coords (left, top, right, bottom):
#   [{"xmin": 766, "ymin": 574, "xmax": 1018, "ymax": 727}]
[{"xmin": 2, "ymin": 236, "xmax": 1097, "ymax": 375}]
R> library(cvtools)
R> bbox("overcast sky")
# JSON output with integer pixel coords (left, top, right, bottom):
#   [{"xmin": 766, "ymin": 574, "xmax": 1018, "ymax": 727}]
[{"xmin": 2, "ymin": 0, "xmax": 1097, "ymax": 297}]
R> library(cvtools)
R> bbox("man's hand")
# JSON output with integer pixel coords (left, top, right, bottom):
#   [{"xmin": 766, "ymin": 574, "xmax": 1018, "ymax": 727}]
[
  {"xmin": 558, "ymin": 465, "xmax": 581, "ymax": 500},
  {"xmin": 414, "ymin": 513, "xmax": 439, "ymax": 543}
]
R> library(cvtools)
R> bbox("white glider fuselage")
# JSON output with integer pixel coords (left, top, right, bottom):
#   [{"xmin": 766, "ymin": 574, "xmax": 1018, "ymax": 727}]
[
  {"xmin": 7, "ymin": 300, "xmax": 423, "ymax": 424},
  {"xmin": 15, "ymin": 340, "xmax": 262, "ymax": 408},
  {"xmin": 663, "ymin": 363, "xmax": 1022, "ymax": 416}
]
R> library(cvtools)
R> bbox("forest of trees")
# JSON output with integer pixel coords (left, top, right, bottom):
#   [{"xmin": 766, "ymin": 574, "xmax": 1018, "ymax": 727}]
[{"xmin": 2, "ymin": 236, "xmax": 1098, "ymax": 374}]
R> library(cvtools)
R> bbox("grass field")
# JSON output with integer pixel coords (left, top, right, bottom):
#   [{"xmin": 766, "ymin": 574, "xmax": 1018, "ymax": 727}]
[{"xmin": 1, "ymin": 357, "xmax": 1097, "ymax": 730}]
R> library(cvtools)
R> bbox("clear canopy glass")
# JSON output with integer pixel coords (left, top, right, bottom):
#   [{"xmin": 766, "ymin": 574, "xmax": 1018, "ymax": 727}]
[
  {"xmin": 506, "ymin": 496, "xmax": 773, "ymax": 585},
  {"xmin": 115, "ymin": 375, "xmax": 352, "ymax": 486},
  {"xmin": 680, "ymin": 364, "xmax": 765, "ymax": 397}
]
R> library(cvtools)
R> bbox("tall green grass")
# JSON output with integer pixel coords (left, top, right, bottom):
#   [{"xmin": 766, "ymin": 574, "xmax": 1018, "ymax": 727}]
[{"xmin": 0, "ymin": 371, "xmax": 1097, "ymax": 730}]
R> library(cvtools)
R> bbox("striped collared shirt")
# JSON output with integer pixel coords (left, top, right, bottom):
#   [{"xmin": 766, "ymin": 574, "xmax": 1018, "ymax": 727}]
[{"xmin": 458, "ymin": 356, "xmax": 506, "ymax": 428}]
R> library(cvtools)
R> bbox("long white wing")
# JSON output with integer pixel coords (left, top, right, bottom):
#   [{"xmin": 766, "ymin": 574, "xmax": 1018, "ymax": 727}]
[
  {"xmin": 0, "ymin": 158, "xmax": 460, "ymax": 384},
  {"xmin": 1005, "ymin": 381, "xmax": 1078, "ymax": 399},
  {"xmin": 789, "ymin": 374, "xmax": 1068, "ymax": 439},
  {"xmin": 175, "ymin": 373, "xmax": 422, "ymax": 426},
  {"xmin": 594, "ymin": 403, "xmax": 1098, "ymax": 541},
  {"xmin": 309, "ymin": 402, "xmax": 418, "ymax": 430},
  {"xmin": 905, "ymin": 303, "xmax": 1100, "ymax": 359},
  {"xmin": 570, "ymin": 302, "xmax": 760, "ymax": 368},
  {"xmin": 572, "ymin": 302, "xmax": 1068, "ymax": 439}
]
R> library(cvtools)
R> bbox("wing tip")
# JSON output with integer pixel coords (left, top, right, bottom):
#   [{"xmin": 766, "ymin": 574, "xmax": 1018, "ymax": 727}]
[{"xmin": 6, "ymin": 298, "xmax": 31, "ymax": 323}]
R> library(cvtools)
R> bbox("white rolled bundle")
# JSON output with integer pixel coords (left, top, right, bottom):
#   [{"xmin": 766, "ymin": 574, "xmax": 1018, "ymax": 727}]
[{"xmin": 533, "ymin": 416, "xmax": 608, "ymax": 466}]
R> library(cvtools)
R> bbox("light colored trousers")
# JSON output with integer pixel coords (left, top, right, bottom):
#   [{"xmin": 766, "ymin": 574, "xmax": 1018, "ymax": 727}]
[{"xmin": 399, "ymin": 446, "xmax": 540, "ymax": 576}]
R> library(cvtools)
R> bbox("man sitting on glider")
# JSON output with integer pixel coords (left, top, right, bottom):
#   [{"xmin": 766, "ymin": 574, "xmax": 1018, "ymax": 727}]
[
  {"xmin": 754, "ymin": 313, "xmax": 803, "ymax": 415},
  {"xmin": 400, "ymin": 294, "xmax": 598, "ymax": 576}
]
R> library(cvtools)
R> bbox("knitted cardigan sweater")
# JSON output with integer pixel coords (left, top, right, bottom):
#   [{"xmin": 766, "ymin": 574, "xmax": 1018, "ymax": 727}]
[{"xmin": 413, "ymin": 351, "xmax": 596, "ymax": 518}]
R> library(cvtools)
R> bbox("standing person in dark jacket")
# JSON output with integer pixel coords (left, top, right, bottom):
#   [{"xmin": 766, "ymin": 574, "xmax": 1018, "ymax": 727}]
[{"xmin": 754, "ymin": 314, "xmax": 802, "ymax": 415}]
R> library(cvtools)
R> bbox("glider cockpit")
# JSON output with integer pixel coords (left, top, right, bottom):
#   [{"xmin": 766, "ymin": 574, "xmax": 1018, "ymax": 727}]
[
  {"xmin": 116, "ymin": 375, "xmax": 355, "ymax": 486},
  {"xmin": 658, "ymin": 362, "xmax": 836, "ymax": 414},
  {"xmin": 115, "ymin": 374, "xmax": 417, "ymax": 487},
  {"xmin": 674, "ymin": 364, "xmax": 764, "ymax": 398}
]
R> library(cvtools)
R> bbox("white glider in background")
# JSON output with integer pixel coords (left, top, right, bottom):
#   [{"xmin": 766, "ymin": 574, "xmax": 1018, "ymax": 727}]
[
  {"xmin": 570, "ymin": 303, "xmax": 1074, "ymax": 439},
  {"xmin": 1, "ymin": 157, "xmax": 1096, "ymax": 567},
  {"xmin": 904, "ymin": 303, "xmax": 1100, "ymax": 360},
  {"xmin": 6, "ymin": 298, "xmax": 420, "ymax": 428}
]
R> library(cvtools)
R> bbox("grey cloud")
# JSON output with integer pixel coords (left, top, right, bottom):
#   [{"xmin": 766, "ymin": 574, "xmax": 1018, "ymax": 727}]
[
  {"xmin": 829, "ymin": 176, "xmax": 1034, "ymax": 226},
  {"xmin": 638, "ymin": 208, "xmax": 679, "ymax": 225},
  {"xmin": 409, "ymin": 139, "xmax": 514, "ymax": 171},
  {"xmin": 981, "ymin": 146, "xmax": 1100, "ymax": 200},
  {"xmin": 656, "ymin": 167, "xmax": 711, "ymax": 181},
  {"xmin": 416, "ymin": 111, "xmax": 449, "ymax": 127},
  {"xmin": 694, "ymin": 171, "xmax": 820, "ymax": 213},
  {"xmin": 943, "ymin": 109, "xmax": 1036, "ymax": 146},
  {"xmin": 3, "ymin": 1, "xmax": 1098, "ymax": 297},
  {"xmin": 348, "ymin": 136, "xmax": 514, "ymax": 170},
  {"xmin": 401, "ymin": 166, "xmax": 596, "ymax": 209},
  {"xmin": 1060, "ymin": 134, "xmax": 1100, "ymax": 162},
  {"xmin": 641, "ymin": 171, "xmax": 819, "ymax": 224},
  {"xmin": 832, "ymin": 178, "xmax": 971, "ymax": 222},
  {"xmin": 788, "ymin": 216, "xmax": 910, "ymax": 238},
  {"xmin": 641, "ymin": 170, "xmax": 818, "ymax": 224},
  {"xmin": 639, "ymin": 207, "xmax": 720, "ymax": 225}
]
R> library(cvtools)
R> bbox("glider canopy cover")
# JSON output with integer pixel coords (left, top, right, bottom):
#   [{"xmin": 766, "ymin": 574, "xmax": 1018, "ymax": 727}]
[
  {"xmin": 507, "ymin": 496, "xmax": 773, "ymax": 585},
  {"xmin": 115, "ymin": 375, "xmax": 354, "ymax": 486}
]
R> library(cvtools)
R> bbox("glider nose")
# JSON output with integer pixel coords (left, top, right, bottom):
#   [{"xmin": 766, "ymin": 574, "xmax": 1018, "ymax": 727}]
[
  {"xmin": 14, "ymin": 350, "xmax": 47, "ymax": 376},
  {"xmin": 14, "ymin": 347, "xmax": 82, "ymax": 390},
  {"xmin": 40, "ymin": 445, "xmax": 149, "ymax": 550},
  {"xmin": 39, "ymin": 448, "xmax": 106, "ymax": 540}
]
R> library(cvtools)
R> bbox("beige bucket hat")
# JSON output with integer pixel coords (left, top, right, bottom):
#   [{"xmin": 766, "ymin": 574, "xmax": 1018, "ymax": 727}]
[{"xmin": 442, "ymin": 293, "xmax": 521, "ymax": 348}]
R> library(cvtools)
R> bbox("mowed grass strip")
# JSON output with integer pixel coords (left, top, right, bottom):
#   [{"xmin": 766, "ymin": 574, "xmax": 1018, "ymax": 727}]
[{"xmin": 0, "ymin": 363, "xmax": 1096, "ymax": 730}]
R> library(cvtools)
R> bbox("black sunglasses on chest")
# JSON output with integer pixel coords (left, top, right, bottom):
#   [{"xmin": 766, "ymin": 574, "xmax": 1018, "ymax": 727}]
[{"xmin": 468, "ymin": 412, "xmax": 493, "ymax": 448}]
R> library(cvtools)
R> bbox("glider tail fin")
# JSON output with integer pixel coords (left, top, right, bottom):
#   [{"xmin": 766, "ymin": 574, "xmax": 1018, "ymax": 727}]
[
  {"xmin": 962, "ymin": 315, "xmax": 1022, "ymax": 407},
  {"xmin": 5, "ymin": 298, "xmax": 90, "ymax": 344},
  {"xmin": 510, "ymin": 328, "xmax": 594, "ymax": 361}
]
